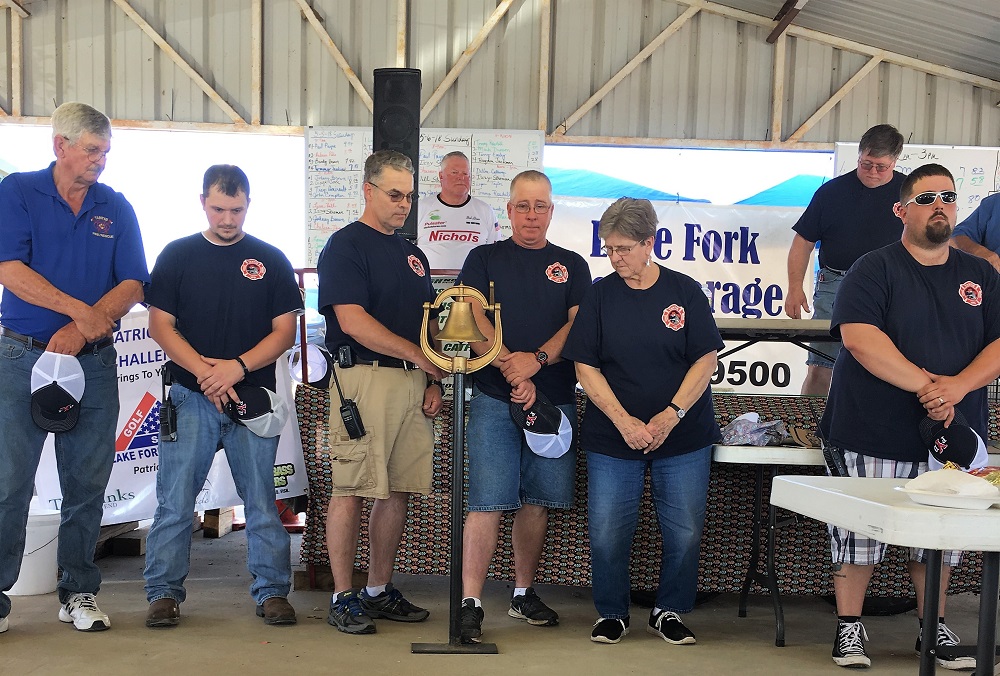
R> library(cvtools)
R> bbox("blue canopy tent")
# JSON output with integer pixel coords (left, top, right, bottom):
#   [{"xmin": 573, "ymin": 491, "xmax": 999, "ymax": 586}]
[{"xmin": 546, "ymin": 167, "xmax": 709, "ymax": 203}]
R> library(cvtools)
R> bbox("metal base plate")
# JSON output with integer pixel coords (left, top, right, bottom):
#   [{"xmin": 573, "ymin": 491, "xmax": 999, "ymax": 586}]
[{"xmin": 411, "ymin": 641, "xmax": 499, "ymax": 654}]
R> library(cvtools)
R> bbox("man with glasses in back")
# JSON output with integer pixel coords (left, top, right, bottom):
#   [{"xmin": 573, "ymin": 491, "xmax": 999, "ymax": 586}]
[
  {"xmin": 416, "ymin": 151, "xmax": 501, "ymax": 271},
  {"xmin": 317, "ymin": 150, "xmax": 445, "ymax": 635},
  {"xmin": 819, "ymin": 164, "xmax": 1000, "ymax": 670},
  {"xmin": 0, "ymin": 102, "xmax": 148, "ymax": 634},
  {"xmin": 455, "ymin": 170, "xmax": 591, "ymax": 644},
  {"xmin": 785, "ymin": 124, "xmax": 905, "ymax": 395}
]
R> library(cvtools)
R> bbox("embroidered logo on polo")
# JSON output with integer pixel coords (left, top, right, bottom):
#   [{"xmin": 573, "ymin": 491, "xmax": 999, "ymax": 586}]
[
  {"xmin": 241, "ymin": 259, "xmax": 266, "ymax": 280},
  {"xmin": 407, "ymin": 254, "xmax": 426, "ymax": 277},
  {"xmin": 960, "ymin": 281, "xmax": 983, "ymax": 306},
  {"xmin": 662, "ymin": 304, "xmax": 685, "ymax": 331},
  {"xmin": 91, "ymin": 215, "xmax": 113, "ymax": 239},
  {"xmin": 545, "ymin": 262, "xmax": 569, "ymax": 283}
]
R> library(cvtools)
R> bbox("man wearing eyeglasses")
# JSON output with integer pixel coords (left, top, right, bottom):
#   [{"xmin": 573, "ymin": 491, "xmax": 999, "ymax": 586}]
[
  {"xmin": 819, "ymin": 164, "xmax": 1000, "ymax": 670},
  {"xmin": 786, "ymin": 124, "xmax": 906, "ymax": 395},
  {"xmin": 951, "ymin": 193, "xmax": 1000, "ymax": 273},
  {"xmin": 0, "ymin": 102, "xmax": 148, "ymax": 634},
  {"xmin": 316, "ymin": 150, "xmax": 445, "ymax": 636},
  {"xmin": 416, "ymin": 151, "xmax": 501, "ymax": 271},
  {"xmin": 455, "ymin": 170, "xmax": 591, "ymax": 644}
]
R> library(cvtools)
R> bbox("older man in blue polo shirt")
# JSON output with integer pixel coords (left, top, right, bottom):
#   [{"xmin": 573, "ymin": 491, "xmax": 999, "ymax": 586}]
[{"xmin": 0, "ymin": 102, "xmax": 148, "ymax": 635}]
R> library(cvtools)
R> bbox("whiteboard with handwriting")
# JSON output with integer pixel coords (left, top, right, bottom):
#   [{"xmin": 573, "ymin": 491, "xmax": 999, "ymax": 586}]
[
  {"xmin": 305, "ymin": 127, "xmax": 544, "ymax": 266},
  {"xmin": 834, "ymin": 142, "xmax": 1000, "ymax": 224}
]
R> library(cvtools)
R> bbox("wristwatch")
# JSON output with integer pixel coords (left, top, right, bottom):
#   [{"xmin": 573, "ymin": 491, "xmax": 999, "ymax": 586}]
[
  {"xmin": 668, "ymin": 402, "xmax": 686, "ymax": 419},
  {"xmin": 534, "ymin": 349, "xmax": 549, "ymax": 366}
]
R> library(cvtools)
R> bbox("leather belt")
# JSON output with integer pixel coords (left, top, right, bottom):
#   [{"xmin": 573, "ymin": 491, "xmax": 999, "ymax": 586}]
[
  {"xmin": 0, "ymin": 326, "xmax": 113, "ymax": 356},
  {"xmin": 354, "ymin": 356, "xmax": 419, "ymax": 371}
]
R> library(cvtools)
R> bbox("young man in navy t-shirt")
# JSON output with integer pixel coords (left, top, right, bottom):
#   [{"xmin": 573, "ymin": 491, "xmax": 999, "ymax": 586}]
[{"xmin": 821, "ymin": 163, "xmax": 1000, "ymax": 670}]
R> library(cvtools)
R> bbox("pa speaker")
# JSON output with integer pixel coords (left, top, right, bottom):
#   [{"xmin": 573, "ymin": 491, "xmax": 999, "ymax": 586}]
[{"xmin": 373, "ymin": 68, "xmax": 421, "ymax": 241}]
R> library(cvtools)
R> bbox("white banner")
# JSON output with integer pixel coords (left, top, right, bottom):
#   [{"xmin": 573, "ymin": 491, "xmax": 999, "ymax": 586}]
[
  {"xmin": 548, "ymin": 199, "xmax": 816, "ymax": 394},
  {"xmin": 34, "ymin": 310, "xmax": 308, "ymax": 524}
]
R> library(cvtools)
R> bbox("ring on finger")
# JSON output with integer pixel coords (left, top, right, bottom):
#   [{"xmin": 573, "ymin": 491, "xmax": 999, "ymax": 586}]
[{"xmin": 938, "ymin": 397, "xmax": 945, "ymax": 405}]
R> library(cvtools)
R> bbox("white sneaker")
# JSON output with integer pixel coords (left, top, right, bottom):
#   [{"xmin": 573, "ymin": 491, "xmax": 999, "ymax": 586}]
[
  {"xmin": 58, "ymin": 593, "xmax": 110, "ymax": 631},
  {"xmin": 0, "ymin": 615, "xmax": 8, "ymax": 633}
]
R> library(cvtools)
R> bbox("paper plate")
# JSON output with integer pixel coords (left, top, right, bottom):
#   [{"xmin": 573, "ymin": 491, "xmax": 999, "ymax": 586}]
[{"xmin": 894, "ymin": 486, "xmax": 1000, "ymax": 510}]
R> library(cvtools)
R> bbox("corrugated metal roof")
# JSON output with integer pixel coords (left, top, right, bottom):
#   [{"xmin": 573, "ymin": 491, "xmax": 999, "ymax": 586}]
[{"xmin": 710, "ymin": 0, "xmax": 1000, "ymax": 82}]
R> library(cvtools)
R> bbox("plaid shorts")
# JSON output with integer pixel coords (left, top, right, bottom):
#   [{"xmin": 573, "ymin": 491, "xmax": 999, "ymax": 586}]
[{"xmin": 827, "ymin": 448, "xmax": 964, "ymax": 567}]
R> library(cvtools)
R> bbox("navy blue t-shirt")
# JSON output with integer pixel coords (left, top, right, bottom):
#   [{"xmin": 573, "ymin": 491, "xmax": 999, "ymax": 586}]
[
  {"xmin": 146, "ymin": 233, "xmax": 303, "ymax": 392},
  {"xmin": 563, "ymin": 266, "xmax": 723, "ymax": 460},
  {"xmin": 317, "ymin": 221, "xmax": 436, "ymax": 360},
  {"xmin": 793, "ymin": 171, "xmax": 905, "ymax": 272},
  {"xmin": 821, "ymin": 242, "xmax": 1000, "ymax": 461},
  {"xmin": 459, "ymin": 238, "xmax": 591, "ymax": 405}
]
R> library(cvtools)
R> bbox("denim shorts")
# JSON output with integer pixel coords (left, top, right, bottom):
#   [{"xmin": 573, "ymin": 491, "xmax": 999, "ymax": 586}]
[
  {"xmin": 805, "ymin": 267, "xmax": 844, "ymax": 368},
  {"xmin": 465, "ymin": 388, "xmax": 577, "ymax": 511}
]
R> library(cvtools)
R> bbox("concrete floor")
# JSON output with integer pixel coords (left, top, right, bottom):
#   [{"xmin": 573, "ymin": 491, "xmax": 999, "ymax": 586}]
[{"xmin": 2, "ymin": 529, "xmax": 993, "ymax": 676}]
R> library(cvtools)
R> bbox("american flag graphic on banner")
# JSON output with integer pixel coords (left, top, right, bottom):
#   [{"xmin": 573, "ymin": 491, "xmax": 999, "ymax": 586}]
[{"xmin": 116, "ymin": 392, "xmax": 161, "ymax": 452}]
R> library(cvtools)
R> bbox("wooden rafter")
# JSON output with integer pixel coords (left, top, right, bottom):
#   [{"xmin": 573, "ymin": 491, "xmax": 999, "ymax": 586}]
[
  {"xmin": 554, "ymin": 5, "xmax": 700, "ymax": 136},
  {"xmin": 787, "ymin": 54, "xmax": 883, "ymax": 143},
  {"xmin": 771, "ymin": 33, "xmax": 786, "ymax": 142},
  {"xmin": 294, "ymin": 0, "xmax": 373, "ymax": 113},
  {"xmin": 251, "ymin": 0, "xmax": 262, "ymax": 125},
  {"xmin": 538, "ymin": 0, "xmax": 551, "ymax": 132},
  {"xmin": 110, "ymin": 0, "xmax": 245, "ymax": 123},
  {"xmin": 396, "ymin": 0, "xmax": 407, "ymax": 67},
  {"xmin": 10, "ymin": 11, "xmax": 22, "ymax": 116},
  {"xmin": 420, "ymin": 0, "xmax": 516, "ymax": 124},
  {"xmin": 0, "ymin": 0, "xmax": 29, "ymax": 19},
  {"xmin": 767, "ymin": 0, "xmax": 809, "ymax": 44}
]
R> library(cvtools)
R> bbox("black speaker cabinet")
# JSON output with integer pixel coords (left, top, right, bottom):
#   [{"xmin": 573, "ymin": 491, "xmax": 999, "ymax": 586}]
[{"xmin": 373, "ymin": 68, "xmax": 421, "ymax": 241}]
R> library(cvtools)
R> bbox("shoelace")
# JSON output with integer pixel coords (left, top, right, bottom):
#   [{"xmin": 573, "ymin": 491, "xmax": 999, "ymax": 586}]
[
  {"xmin": 70, "ymin": 594, "xmax": 100, "ymax": 612},
  {"xmin": 937, "ymin": 623, "xmax": 960, "ymax": 647},
  {"xmin": 338, "ymin": 594, "xmax": 367, "ymax": 618},
  {"xmin": 838, "ymin": 621, "xmax": 869, "ymax": 653}
]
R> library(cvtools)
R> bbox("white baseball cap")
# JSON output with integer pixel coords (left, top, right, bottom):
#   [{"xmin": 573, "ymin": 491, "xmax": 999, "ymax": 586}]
[{"xmin": 30, "ymin": 352, "xmax": 86, "ymax": 432}]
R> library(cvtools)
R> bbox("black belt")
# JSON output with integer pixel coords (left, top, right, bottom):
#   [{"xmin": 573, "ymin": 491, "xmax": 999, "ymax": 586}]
[
  {"xmin": 354, "ymin": 356, "xmax": 419, "ymax": 371},
  {"xmin": 0, "ymin": 326, "xmax": 113, "ymax": 356},
  {"xmin": 821, "ymin": 265, "xmax": 848, "ymax": 276}
]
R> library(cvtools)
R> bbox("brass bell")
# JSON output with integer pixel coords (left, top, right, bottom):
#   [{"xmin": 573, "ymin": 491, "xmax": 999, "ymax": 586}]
[{"xmin": 436, "ymin": 298, "xmax": 488, "ymax": 343}]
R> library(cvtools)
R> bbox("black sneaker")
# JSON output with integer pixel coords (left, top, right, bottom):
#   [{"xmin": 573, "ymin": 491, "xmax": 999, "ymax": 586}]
[
  {"xmin": 591, "ymin": 616, "xmax": 629, "ymax": 644},
  {"xmin": 833, "ymin": 620, "xmax": 871, "ymax": 668},
  {"xmin": 360, "ymin": 583, "xmax": 429, "ymax": 622},
  {"xmin": 915, "ymin": 621, "xmax": 976, "ymax": 670},
  {"xmin": 646, "ymin": 609, "xmax": 696, "ymax": 645},
  {"xmin": 460, "ymin": 598, "xmax": 484, "ymax": 644},
  {"xmin": 327, "ymin": 590, "xmax": 376, "ymax": 634},
  {"xmin": 508, "ymin": 587, "xmax": 558, "ymax": 626}
]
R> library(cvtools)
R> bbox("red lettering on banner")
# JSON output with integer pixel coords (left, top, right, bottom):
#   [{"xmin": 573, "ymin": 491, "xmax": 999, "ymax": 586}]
[{"xmin": 116, "ymin": 392, "xmax": 157, "ymax": 451}]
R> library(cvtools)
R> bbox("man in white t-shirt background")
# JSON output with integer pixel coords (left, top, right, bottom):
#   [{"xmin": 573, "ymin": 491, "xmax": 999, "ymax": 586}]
[{"xmin": 416, "ymin": 151, "xmax": 501, "ymax": 271}]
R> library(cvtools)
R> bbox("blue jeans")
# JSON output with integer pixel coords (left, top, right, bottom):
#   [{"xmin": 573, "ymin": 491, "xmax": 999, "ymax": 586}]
[
  {"xmin": 143, "ymin": 383, "xmax": 291, "ymax": 605},
  {"xmin": 805, "ymin": 267, "xmax": 845, "ymax": 368},
  {"xmin": 466, "ymin": 389, "xmax": 577, "ymax": 511},
  {"xmin": 0, "ymin": 337, "xmax": 119, "ymax": 618},
  {"xmin": 587, "ymin": 446, "xmax": 712, "ymax": 619}
]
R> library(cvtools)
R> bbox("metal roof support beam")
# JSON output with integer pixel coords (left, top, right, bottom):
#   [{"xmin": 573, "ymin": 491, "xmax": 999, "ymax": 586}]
[
  {"xmin": 251, "ymin": 0, "xmax": 262, "ymax": 125},
  {"xmin": 396, "ymin": 0, "xmax": 407, "ymax": 67},
  {"xmin": 676, "ymin": 0, "xmax": 1000, "ymax": 94},
  {"xmin": 111, "ymin": 0, "xmax": 245, "ymax": 124},
  {"xmin": 293, "ymin": 0, "xmax": 373, "ymax": 113},
  {"xmin": 546, "ymin": 133, "xmax": 831, "ymax": 151},
  {"xmin": 553, "ymin": 5, "xmax": 700, "ymax": 136},
  {"xmin": 0, "ymin": 0, "xmax": 28, "ymax": 18},
  {"xmin": 770, "ymin": 33, "xmax": 785, "ymax": 142},
  {"xmin": 538, "ymin": 0, "xmax": 551, "ymax": 132},
  {"xmin": 767, "ymin": 0, "xmax": 809, "ymax": 44},
  {"xmin": 420, "ymin": 0, "xmax": 516, "ymax": 124},
  {"xmin": 787, "ymin": 54, "xmax": 883, "ymax": 143}
]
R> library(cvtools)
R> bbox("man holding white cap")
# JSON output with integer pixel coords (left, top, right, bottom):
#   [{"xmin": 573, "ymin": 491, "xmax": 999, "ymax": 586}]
[
  {"xmin": 456, "ymin": 169, "xmax": 591, "ymax": 644},
  {"xmin": 0, "ymin": 102, "xmax": 148, "ymax": 634},
  {"xmin": 143, "ymin": 165, "xmax": 302, "ymax": 628}
]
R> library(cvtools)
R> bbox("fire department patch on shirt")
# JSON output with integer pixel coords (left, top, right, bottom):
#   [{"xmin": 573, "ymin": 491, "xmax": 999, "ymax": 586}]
[{"xmin": 241, "ymin": 259, "xmax": 266, "ymax": 280}]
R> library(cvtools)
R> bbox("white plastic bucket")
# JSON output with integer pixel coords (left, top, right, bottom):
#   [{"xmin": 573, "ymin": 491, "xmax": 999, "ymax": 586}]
[{"xmin": 10, "ymin": 509, "xmax": 60, "ymax": 596}]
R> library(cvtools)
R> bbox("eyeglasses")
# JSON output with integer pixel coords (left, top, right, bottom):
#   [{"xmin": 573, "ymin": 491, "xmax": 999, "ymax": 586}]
[
  {"xmin": 858, "ymin": 159, "xmax": 894, "ymax": 173},
  {"xmin": 66, "ymin": 137, "xmax": 110, "ymax": 162},
  {"xmin": 512, "ymin": 202, "xmax": 551, "ymax": 214},
  {"xmin": 601, "ymin": 241, "xmax": 645, "ymax": 257},
  {"xmin": 903, "ymin": 190, "xmax": 959, "ymax": 207},
  {"xmin": 369, "ymin": 182, "xmax": 414, "ymax": 203}
]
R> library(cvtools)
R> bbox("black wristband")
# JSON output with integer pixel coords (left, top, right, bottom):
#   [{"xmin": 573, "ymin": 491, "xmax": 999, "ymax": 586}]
[
  {"xmin": 427, "ymin": 379, "xmax": 442, "ymax": 389},
  {"xmin": 235, "ymin": 356, "xmax": 250, "ymax": 380}
]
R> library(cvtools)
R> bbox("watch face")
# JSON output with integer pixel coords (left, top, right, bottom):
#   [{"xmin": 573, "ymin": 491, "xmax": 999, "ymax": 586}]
[
  {"xmin": 676, "ymin": 408, "xmax": 686, "ymax": 418},
  {"xmin": 536, "ymin": 350, "xmax": 549, "ymax": 364}
]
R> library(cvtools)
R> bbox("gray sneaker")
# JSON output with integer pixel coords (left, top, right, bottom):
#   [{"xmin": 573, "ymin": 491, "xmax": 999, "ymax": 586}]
[
  {"xmin": 328, "ymin": 590, "xmax": 376, "ymax": 634},
  {"xmin": 360, "ymin": 583, "xmax": 429, "ymax": 622}
]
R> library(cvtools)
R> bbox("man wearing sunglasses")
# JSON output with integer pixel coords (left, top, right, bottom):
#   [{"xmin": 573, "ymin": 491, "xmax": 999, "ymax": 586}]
[
  {"xmin": 786, "ymin": 124, "xmax": 906, "ymax": 396},
  {"xmin": 819, "ymin": 163, "xmax": 1000, "ymax": 670},
  {"xmin": 415, "ymin": 151, "xmax": 501, "ymax": 272},
  {"xmin": 951, "ymin": 193, "xmax": 1000, "ymax": 273},
  {"xmin": 317, "ymin": 150, "xmax": 445, "ymax": 636}
]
